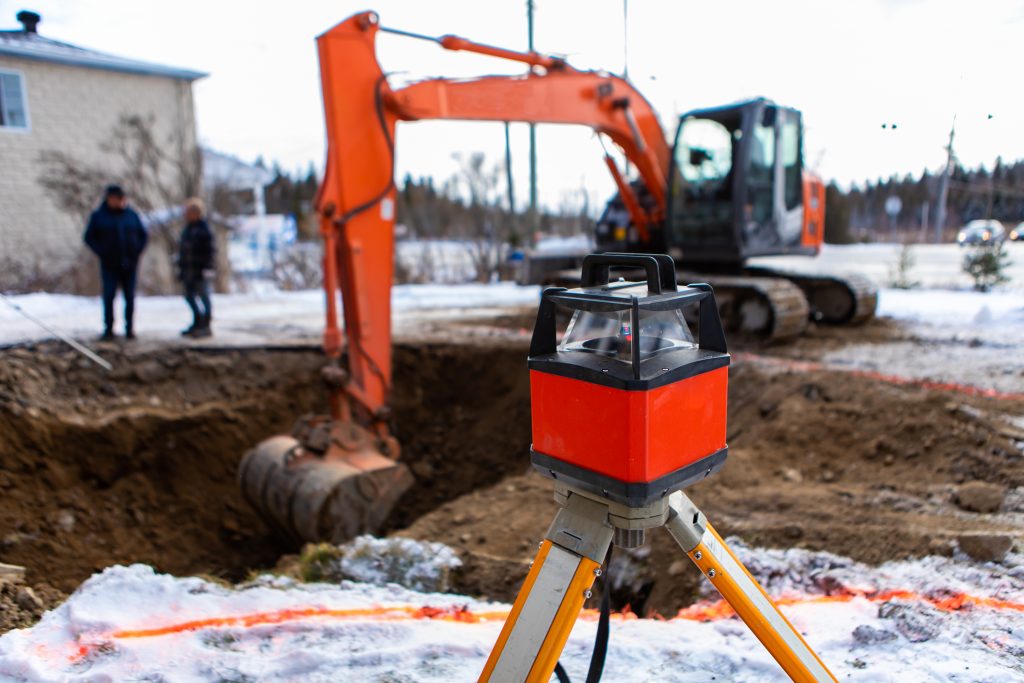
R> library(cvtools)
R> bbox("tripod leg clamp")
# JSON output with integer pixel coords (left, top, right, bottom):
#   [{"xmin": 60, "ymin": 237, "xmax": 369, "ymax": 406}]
[{"xmin": 479, "ymin": 493, "xmax": 614, "ymax": 683}]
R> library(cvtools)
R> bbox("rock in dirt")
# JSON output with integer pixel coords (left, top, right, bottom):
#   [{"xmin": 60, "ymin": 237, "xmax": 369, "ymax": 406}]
[
  {"xmin": 14, "ymin": 586, "xmax": 43, "ymax": 611},
  {"xmin": 954, "ymin": 481, "xmax": 1005, "ymax": 513},
  {"xmin": 877, "ymin": 600, "xmax": 943, "ymax": 642},
  {"xmin": 0, "ymin": 562, "xmax": 25, "ymax": 586},
  {"xmin": 852, "ymin": 624, "xmax": 898, "ymax": 645},
  {"xmin": 957, "ymin": 534, "xmax": 1013, "ymax": 563}
]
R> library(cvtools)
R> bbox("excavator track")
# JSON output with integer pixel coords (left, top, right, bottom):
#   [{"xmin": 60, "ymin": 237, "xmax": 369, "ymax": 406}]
[
  {"xmin": 746, "ymin": 267, "xmax": 878, "ymax": 325},
  {"xmin": 678, "ymin": 272, "xmax": 810, "ymax": 341}
]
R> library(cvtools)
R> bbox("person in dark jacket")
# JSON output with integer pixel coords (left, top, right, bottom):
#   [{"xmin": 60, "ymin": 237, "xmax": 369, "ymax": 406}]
[
  {"xmin": 178, "ymin": 198, "xmax": 216, "ymax": 338},
  {"xmin": 83, "ymin": 185, "xmax": 148, "ymax": 340}
]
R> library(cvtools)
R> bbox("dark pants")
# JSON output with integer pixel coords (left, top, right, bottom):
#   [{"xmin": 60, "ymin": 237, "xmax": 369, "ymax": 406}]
[
  {"xmin": 100, "ymin": 265, "xmax": 137, "ymax": 333},
  {"xmin": 184, "ymin": 278, "xmax": 212, "ymax": 325}
]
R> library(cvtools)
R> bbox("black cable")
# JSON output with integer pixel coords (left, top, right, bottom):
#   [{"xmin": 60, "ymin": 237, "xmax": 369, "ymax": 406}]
[
  {"xmin": 585, "ymin": 545, "xmax": 613, "ymax": 683},
  {"xmin": 335, "ymin": 73, "xmax": 395, "ymax": 227},
  {"xmin": 554, "ymin": 662, "xmax": 571, "ymax": 683},
  {"xmin": 333, "ymin": 72, "xmax": 395, "ymax": 395}
]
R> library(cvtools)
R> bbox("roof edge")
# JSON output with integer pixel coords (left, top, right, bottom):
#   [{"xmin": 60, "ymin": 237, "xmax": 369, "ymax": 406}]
[{"xmin": 0, "ymin": 42, "xmax": 206, "ymax": 81}]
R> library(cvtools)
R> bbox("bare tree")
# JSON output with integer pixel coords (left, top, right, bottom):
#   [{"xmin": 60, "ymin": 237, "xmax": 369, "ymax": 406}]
[
  {"xmin": 451, "ymin": 152, "xmax": 522, "ymax": 282},
  {"xmin": 36, "ymin": 113, "xmax": 206, "ymax": 294}
]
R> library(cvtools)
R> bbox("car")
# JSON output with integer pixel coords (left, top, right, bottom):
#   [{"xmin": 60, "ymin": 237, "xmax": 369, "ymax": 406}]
[
  {"xmin": 957, "ymin": 219, "xmax": 1005, "ymax": 246},
  {"xmin": 1010, "ymin": 223, "xmax": 1024, "ymax": 242}
]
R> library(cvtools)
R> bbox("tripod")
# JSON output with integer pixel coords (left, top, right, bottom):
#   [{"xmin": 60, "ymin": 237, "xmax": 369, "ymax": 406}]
[{"xmin": 479, "ymin": 484, "xmax": 837, "ymax": 682}]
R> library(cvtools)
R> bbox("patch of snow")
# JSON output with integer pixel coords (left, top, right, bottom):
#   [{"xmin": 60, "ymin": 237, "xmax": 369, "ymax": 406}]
[
  {"xmin": 327, "ymin": 536, "xmax": 462, "ymax": 593},
  {"xmin": 3, "ymin": 544, "xmax": 1024, "ymax": 681},
  {"xmin": 750, "ymin": 242, "xmax": 1024, "ymax": 292},
  {"xmin": 876, "ymin": 288, "xmax": 1024, "ymax": 341},
  {"xmin": 820, "ymin": 288, "xmax": 1024, "ymax": 394}
]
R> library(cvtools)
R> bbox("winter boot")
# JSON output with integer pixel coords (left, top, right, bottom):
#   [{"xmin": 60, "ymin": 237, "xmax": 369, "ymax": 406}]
[{"xmin": 190, "ymin": 314, "xmax": 212, "ymax": 339}]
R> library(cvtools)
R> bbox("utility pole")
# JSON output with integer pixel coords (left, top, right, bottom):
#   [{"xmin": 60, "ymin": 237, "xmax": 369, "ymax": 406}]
[
  {"xmin": 622, "ymin": 0, "xmax": 629, "ymax": 80},
  {"xmin": 934, "ymin": 120, "xmax": 955, "ymax": 244},
  {"xmin": 504, "ymin": 122, "xmax": 515, "ymax": 213},
  {"xmin": 527, "ymin": 0, "xmax": 538, "ymax": 237}
]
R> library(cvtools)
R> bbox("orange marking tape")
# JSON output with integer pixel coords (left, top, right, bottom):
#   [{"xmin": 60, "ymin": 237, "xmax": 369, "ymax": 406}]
[
  {"xmin": 676, "ymin": 588, "xmax": 1024, "ymax": 621},
  {"xmin": 112, "ymin": 604, "xmax": 509, "ymax": 639},
  {"xmin": 734, "ymin": 352, "xmax": 1024, "ymax": 402},
  {"xmin": 61, "ymin": 587, "xmax": 1022, "ymax": 665}
]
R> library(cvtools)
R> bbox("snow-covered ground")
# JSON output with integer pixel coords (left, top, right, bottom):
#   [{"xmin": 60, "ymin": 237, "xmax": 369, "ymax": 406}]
[
  {"xmin": 822, "ymin": 287, "xmax": 1024, "ymax": 394},
  {"xmin": 0, "ymin": 283, "xmax": 542, "ymax": 348},
  {"xmin": 750, "ymin": 242, "xmax": 1024, "ymax": 291},
  {"xmin": 2, "ymin": 243, "xmax": 1022, "ymax": 393},
  {"xmin": 3, "ymin": 540, "xmax": 1024, "ymax": 682}
]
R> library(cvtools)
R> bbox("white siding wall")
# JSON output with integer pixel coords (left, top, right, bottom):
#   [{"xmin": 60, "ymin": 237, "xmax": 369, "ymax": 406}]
[{"xmin": 0, "ymin": 56, "xmax": 198, "ymax": 281}]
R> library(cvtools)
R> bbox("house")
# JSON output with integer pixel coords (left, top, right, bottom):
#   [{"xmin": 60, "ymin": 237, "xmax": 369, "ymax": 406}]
[{"xmin": 0, "ymin": 10, "xmax": 206, "ymax": 289}]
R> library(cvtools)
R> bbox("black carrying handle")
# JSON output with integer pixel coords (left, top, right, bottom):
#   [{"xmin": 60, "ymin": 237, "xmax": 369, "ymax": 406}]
[
  {"xmin": 689, "ymin": 283, "xmax": 728, "ymax": 353},
  {"xmin": 580, "ymin": 253, "xmax": 678, "ymax": 294},
  {"xmin": 529, "ymin": 287, "xmax": 566, "ymax": 357}
]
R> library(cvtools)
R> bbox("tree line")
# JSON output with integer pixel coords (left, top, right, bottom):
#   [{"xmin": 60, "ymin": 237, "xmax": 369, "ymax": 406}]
[
  {"xmin": 261, "ymin": 153, "xmax": 1024, "ymax": 248},
  {"xmin": 825, "ymin": 158, "xmax": 1024, "ymax": 244},
  {"xmin": 260, "ymin": 153, "xmax": 592, "ymax": 245}
]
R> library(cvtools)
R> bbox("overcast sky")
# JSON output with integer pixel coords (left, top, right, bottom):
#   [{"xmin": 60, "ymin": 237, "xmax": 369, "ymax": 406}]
[{"xmin": 4, "ymin": 0, "xmax": 1022, "ymax": 210}]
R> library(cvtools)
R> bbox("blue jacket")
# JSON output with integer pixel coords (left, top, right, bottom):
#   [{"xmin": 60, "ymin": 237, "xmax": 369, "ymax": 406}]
[{"xmin": 83, "ymin": 203, "xmax": 148, "ymax": 270}]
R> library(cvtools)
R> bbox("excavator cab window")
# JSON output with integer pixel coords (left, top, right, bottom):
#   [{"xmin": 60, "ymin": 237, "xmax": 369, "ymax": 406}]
[
  {"xmin": 668, "ymin": 110, "xmax": 742, "ymax": 249},
  {"xmin": 746, "ymin": 110, "xmax": 776, "ymax": 227},
  {"xmin": 781, "ymin": 114, "xmax": 803, "ymax": 211}
]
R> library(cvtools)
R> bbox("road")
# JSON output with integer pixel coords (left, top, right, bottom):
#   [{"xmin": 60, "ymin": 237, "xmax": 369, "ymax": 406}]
[{"xmin": 750, "ymin": 242, "xmax": 1024, "ymax": 290}]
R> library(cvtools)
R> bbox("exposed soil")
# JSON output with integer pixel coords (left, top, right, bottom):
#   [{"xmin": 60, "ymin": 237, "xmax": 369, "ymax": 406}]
[
  {"xmin": 399, "ymin": 359, "xmax": 1024, "ymax": 615},
  {"xmin": 0, "ymin": 340, "xmax": 530, "ymax": 598},
  {"xmin": 0, "ymin": 344, "xmax": 323, "ymax": 595},
  {"xmin": 2, "ymin": 324, "xmax": 1023, "ymax": 631}
]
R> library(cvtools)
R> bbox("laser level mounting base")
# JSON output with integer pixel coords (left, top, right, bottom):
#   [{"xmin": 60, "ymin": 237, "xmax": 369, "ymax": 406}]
[{"xmin": 478, "ymin": 485, "xmax": 838, "ymax": 683}]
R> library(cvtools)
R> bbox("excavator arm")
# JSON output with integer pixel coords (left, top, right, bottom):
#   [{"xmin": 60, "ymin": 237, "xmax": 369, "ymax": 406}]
[
  {"xmin": 240, "ymin": 11, "xmax": 676, "ymax": 547},
  {"xmin": 316, "ymin": 10, "xmax": 672, "ymax": 424}
]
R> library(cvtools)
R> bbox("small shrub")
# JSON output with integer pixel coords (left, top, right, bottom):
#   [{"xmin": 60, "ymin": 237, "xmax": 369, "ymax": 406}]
[
  {"xmin": 962, "ymin": 241, "xmax": 1012, "ymax": 292},
  {"xmin": 887, "ymin": 242, "xmax": 920, "ymax": 289}
]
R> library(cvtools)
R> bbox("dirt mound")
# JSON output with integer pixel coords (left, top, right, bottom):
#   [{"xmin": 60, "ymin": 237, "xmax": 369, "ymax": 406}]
[
  {"xmin": 399, "ymin": 360, "xmax": 1024, "ymax": 615},
  {"xmin": 0, "ymin": 581, "xmax": 65, "ymax": 633}
]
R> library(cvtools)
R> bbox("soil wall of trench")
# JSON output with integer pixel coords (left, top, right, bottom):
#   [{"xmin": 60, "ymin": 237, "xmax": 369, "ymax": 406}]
[{"xmin": 1, "ymin": 338, "xmax": 1022, "ymax": 626}]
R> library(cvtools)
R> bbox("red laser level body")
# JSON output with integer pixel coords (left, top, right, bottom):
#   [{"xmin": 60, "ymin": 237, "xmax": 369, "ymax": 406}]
[{"xmin": 528, "ymin": 253, "xmax": 729, "ymax": 507}]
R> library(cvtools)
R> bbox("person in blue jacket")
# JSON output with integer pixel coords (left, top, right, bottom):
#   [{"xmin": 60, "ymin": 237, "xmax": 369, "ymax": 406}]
[{"xmin": 83, "ymin": 185, "xmax": 148, "ymax": 340}]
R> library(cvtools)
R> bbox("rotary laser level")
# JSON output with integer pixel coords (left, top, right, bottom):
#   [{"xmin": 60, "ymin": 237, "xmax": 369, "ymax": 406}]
[{"xmin": 479, "ymin": 254, "xmax": 836, "ymax": 683}]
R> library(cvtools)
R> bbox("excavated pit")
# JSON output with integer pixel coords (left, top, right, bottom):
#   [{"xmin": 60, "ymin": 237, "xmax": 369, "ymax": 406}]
[{"xmin": 2, "ymin": 332, "xmax": 1023, "ymax": 627}]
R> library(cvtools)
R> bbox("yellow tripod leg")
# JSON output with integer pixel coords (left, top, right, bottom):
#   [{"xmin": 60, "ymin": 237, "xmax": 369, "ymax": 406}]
[
  {"xmin": 480, "ymin": 493, "xmax": 613, "ymax": 683},
  {"xmin": 665, "ymin": 492, "xmax": 837, "ymax": 683}
]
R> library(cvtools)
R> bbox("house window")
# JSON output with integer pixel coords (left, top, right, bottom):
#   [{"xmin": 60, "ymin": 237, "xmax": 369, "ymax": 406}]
[{"xmin": 0, "ymin": 71, "xmax": 29, "ymax": 130}]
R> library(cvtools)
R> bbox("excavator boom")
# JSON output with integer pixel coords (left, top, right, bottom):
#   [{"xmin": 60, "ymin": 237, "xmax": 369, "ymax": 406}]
[
  {"xmin": 241, "ymin": 10, "xmax": 679, "ymax": 545},
  {"xmin": 316, "ymin": 13, "xmax": 675, "ymax": 423}
]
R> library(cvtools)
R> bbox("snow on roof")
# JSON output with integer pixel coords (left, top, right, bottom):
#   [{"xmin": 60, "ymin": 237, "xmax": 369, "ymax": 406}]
[
  {"xmin": 202, "ymin": 148, "xmax": 275, "ymax": 191},
  {"xmin": 0, "ymin": 26, "xmax": 206, "ymax": 81}
]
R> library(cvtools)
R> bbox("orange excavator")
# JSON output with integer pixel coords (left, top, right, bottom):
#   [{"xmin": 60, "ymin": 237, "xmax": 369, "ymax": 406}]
[{"xmin": 239, "ymin": 11, "xmax": 876, "ymax": 543}]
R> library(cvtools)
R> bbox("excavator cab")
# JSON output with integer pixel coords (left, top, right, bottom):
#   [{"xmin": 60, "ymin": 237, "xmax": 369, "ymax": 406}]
[{"xmin": 597, "ymin": 98, "xmax": 824, "ymax": 268}]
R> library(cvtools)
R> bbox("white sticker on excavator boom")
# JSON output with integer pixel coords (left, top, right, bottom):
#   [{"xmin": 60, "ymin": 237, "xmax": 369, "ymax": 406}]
[{"xmin": 380, "ymin": 198, "xmax": 395, "ymax": 221}]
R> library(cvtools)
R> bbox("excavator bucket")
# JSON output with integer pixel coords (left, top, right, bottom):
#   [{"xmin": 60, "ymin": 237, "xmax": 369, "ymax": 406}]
[{"xmin": 238, "ymin": 418, "xmax": 413, "ymax": 544}]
